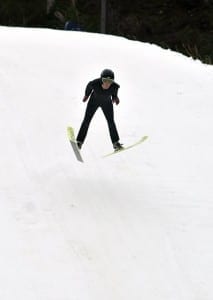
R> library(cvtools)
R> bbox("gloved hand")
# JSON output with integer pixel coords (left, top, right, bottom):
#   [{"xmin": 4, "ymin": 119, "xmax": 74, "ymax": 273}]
[
  {"xmin": 82, "ymin": 95, "xmax": 89, "ymax": 102},
  {"xmin": 112, "ymin": 97, "xmax": 120, "ymax": 105}
]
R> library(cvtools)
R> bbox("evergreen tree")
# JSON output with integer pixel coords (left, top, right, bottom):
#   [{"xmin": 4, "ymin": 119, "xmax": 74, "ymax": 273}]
[{"xmin": 0, "ymin": 0, "xmax": 45, "ymax": 26}]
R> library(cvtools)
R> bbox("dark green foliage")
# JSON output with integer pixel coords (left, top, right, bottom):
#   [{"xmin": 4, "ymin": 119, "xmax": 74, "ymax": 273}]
[
  {"xmin": 107, "ymin": 0, "xmax": 213, "ymax": 64},
  {"xmin": 0, "ymin": 0, "xmax": 212, "ymax": 63},
  {"xmin": 76, "ymin": 0, "xmax": 100, "ymax": 31},
  {"xmin": 0, "ymin": 0, "xmax": 46, "ymax": 27}
]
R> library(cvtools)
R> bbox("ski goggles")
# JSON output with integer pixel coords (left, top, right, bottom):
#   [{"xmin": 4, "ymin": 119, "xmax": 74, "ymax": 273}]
[{"xmin": 102, "ymin": 77, "xmax": 114, "ymax": 83}]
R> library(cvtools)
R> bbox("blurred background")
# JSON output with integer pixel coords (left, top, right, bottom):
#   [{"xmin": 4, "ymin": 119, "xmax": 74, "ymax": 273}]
[{"xmin": 0, "ymin": 0, "xmax": 213, "ymax": 64}]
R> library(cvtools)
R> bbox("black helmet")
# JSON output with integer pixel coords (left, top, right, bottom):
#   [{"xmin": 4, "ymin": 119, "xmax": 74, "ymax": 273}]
[{"xmin": 101, "ymin": 69, "xmax": 114, "ymax": 80}]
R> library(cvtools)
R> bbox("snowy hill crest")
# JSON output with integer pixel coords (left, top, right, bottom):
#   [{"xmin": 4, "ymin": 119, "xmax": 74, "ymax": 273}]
[{"xmin": 0, "ymin": 26, "xmax": 213, "ymax": 300}]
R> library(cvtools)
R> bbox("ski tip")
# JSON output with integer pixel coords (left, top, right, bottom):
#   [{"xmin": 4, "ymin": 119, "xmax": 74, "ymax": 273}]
[
  {"xmin": 142, "ymin": 135, "xmax": 148, "ymax": 141},
  {"xmin": 67, "ymin": 126, "xmax": 75, "ymax": 140},
  {"xmin": 67, "ymin": 126, "xmax": 74, "ymax": 132}
]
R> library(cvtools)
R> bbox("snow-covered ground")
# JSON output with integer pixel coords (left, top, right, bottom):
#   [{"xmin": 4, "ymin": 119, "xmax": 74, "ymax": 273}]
[{"xmin": 0, "ymin": 26, "xmax": 213, "ymax": 300}]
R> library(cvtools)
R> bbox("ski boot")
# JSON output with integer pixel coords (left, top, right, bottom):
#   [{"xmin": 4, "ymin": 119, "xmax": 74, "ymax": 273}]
[
  {"xmin": 76, "ymin": 141, "xmax": 83, "ymax": 150},
  {"xmin": 113, "ymin": 141, "xmax": 124, "ymax": 152}
]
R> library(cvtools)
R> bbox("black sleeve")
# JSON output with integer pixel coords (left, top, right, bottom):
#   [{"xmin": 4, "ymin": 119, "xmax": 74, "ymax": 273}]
[
  {"xmin": 111, "ymin": 83, "xmax": 120, "ymax": 100},
  {"xmin": 85, "ymin": 81, "xmax": 94, "ymax": 97}
]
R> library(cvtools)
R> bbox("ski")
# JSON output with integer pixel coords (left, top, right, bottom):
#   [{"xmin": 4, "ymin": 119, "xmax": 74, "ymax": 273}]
[
  {"xmin": 67, "ymin": 127, "xmax": 83, "ymax": 163},
  {"xmin": 103, "ymin": 136, "xmax": 148, "ymax": 157}
]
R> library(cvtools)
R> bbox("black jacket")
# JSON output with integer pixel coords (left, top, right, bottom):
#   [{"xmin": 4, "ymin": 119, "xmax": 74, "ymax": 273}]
[{"xmin": 85, "ymin": 78, "xmax": 120, "ymax": 103}]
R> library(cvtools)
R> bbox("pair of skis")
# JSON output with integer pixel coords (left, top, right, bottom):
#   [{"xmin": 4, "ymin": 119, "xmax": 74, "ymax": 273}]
[{"xmin": 67, "ymin": 126, "xmax": 148, "ymax": 163}]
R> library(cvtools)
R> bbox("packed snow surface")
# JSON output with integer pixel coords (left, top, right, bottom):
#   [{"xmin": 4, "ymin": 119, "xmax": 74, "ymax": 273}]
[{"xmin": 0, "ymin": 26, "xmax": 213, "ymax": 300}]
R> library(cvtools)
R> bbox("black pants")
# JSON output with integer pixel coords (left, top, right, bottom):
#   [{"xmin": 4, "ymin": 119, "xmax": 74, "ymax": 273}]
[{"xmin": 77, "ymin": 98, "xmax": 120, "ymax": 144}]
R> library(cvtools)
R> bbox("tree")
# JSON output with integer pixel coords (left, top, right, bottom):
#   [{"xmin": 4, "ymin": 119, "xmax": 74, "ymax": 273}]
[
  {"xmin": 47, "ymin": 0, "xmax": 55, "ymax": 13},
  {"xmin": 0, "ymin": 0, "xmax": 45, "ymax": 26},
  {"xmin": 100, "ymin": 0, "xmax": 107, "ymax": 33}
]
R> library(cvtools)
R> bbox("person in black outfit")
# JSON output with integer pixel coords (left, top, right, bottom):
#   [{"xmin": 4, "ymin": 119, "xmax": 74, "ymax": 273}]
[{"xmin": 76, "ymin": 69, "xmax": 123, "ymax": 151}]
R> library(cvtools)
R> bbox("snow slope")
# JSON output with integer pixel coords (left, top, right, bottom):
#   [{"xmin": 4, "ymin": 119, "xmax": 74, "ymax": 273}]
[{"xmin": 0, "ymin": 26, "xmax": 213, "ymax": 300}]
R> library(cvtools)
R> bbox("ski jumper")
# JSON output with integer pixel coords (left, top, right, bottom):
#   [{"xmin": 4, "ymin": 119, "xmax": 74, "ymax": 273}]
[{"xmin": 77, "ymin": 78, "xmax": 120, "ymax": 144}]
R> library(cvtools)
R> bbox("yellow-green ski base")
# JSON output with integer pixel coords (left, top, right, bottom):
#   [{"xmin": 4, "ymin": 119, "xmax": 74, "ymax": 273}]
[
  {"xmin": 103, "ymin": 136, "xmax": 148, "ymax": 158},
  {"xmin": 67, "ymin": 127, "xmax": 83, "ymax": 163},
  {"xmin": 67, "ymin": 126, "xmax": 75, "ymax": 141}
]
